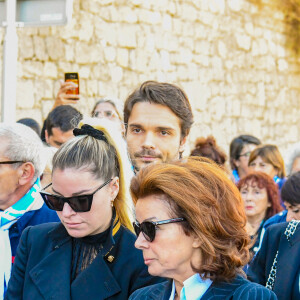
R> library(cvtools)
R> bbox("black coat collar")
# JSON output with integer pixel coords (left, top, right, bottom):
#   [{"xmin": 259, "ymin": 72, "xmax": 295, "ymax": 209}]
[{"xmin": 29, "ymin": 213, "xmax": 122, "ymax": 300}]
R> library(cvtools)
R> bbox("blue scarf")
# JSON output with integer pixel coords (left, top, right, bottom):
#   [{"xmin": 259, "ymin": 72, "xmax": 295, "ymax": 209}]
[{"xmin": 0, "ymin": 178, "xmax": 43, "ymax": 299}]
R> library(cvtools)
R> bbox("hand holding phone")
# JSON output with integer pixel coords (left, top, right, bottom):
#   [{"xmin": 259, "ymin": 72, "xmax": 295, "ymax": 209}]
[{"xmin": 64, "ymin": 73, "xmax": 79, "ymax": 98}]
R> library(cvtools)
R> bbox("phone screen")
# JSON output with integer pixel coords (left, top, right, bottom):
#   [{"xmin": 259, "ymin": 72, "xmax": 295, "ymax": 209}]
[{"xmin": 64, "ymin": 72, "xmax": 79, "ymax": 96}]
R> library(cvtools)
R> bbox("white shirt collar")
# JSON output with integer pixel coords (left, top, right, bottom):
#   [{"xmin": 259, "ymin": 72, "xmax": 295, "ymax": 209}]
[{"xmin": 169, "ymin": 273, "xmax": 212, "ymax": 300}]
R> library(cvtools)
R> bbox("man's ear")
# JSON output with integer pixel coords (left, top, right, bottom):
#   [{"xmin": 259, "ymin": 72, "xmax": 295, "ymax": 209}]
[
  {"xmin": 18, "ymin": 162, "xmax": 35, "ymax": 186},
  {"xmin": 45, "ymin": 130, "xmax": 49, "ymax": 143},
  {"xmin": 179, "ymin": 136, "xmax": 188, "ymax": 154}
]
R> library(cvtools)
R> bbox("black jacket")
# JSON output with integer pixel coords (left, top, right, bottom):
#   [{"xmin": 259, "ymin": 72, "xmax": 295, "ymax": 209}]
[
  {"xmin": 129, "ymin": 275, "xmax": 277, "ymax": 299},
  {"xmin": 5, "ymin": 216, "xmax": 163, "ymax": 300},
  {"xmin": 247, "ymin": 222, "xmax": 300, "ymax": 300}
]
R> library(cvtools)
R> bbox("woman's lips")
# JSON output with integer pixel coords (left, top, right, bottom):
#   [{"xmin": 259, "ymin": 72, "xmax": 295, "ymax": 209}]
[
  {"xmin": 245, "ymin": 206, "xmax": 254, "ymax": 210},
  {"xmin": 65, "ymin": 222, "xmax": 81, "ymax": 228},
  {"xmin": 144, "ymin": 258, "xmax": 154, "ymax": 265}
]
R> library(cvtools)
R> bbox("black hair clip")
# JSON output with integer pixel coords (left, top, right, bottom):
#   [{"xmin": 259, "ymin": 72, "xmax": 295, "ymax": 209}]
[{"xmin": 73, "ymin": 124, "xmax": 108, "ymax": 143}]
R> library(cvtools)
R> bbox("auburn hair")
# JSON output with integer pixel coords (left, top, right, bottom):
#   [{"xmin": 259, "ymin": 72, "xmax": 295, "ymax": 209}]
[
  {"xmin": 237, "ymin": 172, "xmax": 283, "ymax": 220},
  {"xmin": 130, "ymin": 157, "xmax": 250, "ymax": 282},
  {"xmin": 190, "ymin": 136, "xmax": 227, "ymax": 167}
]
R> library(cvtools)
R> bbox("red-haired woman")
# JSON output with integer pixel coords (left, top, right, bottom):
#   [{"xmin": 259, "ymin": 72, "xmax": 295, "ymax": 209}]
[
  {"xmin": 129, "ymin": 157, "xmax": 276, "ymax": 299},
  {"xmin": 237, "ymin": 172, "xmax": 282, "ymax": 255}
]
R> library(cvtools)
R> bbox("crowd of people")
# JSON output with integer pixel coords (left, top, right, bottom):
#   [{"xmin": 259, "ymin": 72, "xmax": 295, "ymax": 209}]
[{"xmin": 1, "ymin": 80, "xmax": 299, "ymax": 300}]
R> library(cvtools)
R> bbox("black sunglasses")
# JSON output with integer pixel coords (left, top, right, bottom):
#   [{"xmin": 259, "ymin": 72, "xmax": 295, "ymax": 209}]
[
  {"xmin": 40, "ymin": 179, "xmax": 112, "ymax": 212},
  {"xmin": 0, "ymin": 161, "xmax": 24, "ymax": 165},
  {"xmin": 133, "ymin": 218, "xmax": 185, "ymax": 242}
]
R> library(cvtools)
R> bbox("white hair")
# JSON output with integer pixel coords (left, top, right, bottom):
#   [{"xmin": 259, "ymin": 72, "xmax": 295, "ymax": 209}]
[
  {"xmin": 285, "ymin": 142, "xmax": 300, "ymax": 176},
  {"xmin": 0, "ymin": 123, "xmax": 47, "ymax": 181}
]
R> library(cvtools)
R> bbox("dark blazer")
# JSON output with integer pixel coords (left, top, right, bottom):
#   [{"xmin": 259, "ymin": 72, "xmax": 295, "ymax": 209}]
[
  {"xmin": 129, "ymin": 275, "xmax": 277, "ymax": 299},
  {"xmin": 247, "ymin": 222, "xmax": 300, "ymax": 300},
  {"xmin": 5, "ymin": 218, "xmax": 162, "ymax": 300}
]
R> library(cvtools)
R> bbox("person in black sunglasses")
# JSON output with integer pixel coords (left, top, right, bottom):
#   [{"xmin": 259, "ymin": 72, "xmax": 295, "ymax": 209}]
[
  {"xmin": 129, "ymin": 157, "xmax": 277, "ymax": 300},
  {"xmin": 5, "ymin": 119, "xmax": 163, "ymax": 300}
]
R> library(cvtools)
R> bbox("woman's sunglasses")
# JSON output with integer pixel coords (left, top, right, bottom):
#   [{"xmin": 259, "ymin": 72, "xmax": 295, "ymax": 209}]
[
  {"xmin": 133, "ymin": 218, "xmax": 185, "ymax": 242},
  {"xmin": 40, "ymin": 179, "xmax": 112, "ymax": 212}
]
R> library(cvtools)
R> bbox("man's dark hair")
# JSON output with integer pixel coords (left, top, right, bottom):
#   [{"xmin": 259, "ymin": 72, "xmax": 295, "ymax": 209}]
[
  {"xmin": 229, "ymin": 134, "xmax": 261, "ymax": 170},
  {"xmin": 45, "ymin": 105, "xmax": 83, "ymax": 136},
  {"xmin": 281, "ymin": 171, "xmax": 300, "ymax": 206},
  {"xmin": 124, "ymin": 81, "xmax": 193, "ymax": 139},
  {"xmin": 17, "ymin": 118, "xmax": 41, "ymax": 137}
]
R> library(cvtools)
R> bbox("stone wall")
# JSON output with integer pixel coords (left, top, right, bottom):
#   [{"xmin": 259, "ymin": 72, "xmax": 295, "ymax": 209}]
[{"xmin": 0, "ymin": 0, "xmax": 300, "ymax": 157}]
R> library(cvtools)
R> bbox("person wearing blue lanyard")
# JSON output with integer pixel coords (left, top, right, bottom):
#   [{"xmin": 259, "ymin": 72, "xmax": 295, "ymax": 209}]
[{"xmin": 229, "ymin": 135, "xmax": 261, "ymax": 183}]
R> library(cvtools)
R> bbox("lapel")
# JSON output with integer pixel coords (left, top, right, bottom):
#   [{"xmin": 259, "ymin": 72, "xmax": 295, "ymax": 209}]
[
  {"xmin": 70, "ymin": 214, "xmax": 122, "ymax": 299},
  {"xmin": 29, "ymin": 223, "xmax": 72, "ymax": 300},
  {"xmin": 147, "ymin": 280, "xmax": 172, "ymax": 300},
  {"xmin": 70, "ymin": 252, "xmax": 121, "ymax": 300},
  {"xmin": 160, "ymin": 280, "xmax": 173, "ymax": 300},
  {"xmin": 274, "ymin": 226, "xmax": 300, "ymax": 299},
  {"xmin": 202, "ymin": 275, "xmax": 246, "ymax": 300}
]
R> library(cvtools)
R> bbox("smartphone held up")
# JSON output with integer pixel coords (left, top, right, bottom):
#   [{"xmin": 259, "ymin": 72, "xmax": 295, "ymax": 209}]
[{"xmin": 64, "ymin": 72, "xmax": 79, "ymax": 99}]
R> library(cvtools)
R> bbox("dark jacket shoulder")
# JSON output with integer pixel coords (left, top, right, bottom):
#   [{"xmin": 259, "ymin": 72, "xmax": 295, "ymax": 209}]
[
  {"xmin": 6, "ymin": 220, "xmax": 163, "ymax": 300},
  {"xmin": 247, "ymin": 221, "xmax": 300, "ymax": 300},
  {"xmin": 129, "ymin": 275, "xmax": 277, "ymax": 300}
]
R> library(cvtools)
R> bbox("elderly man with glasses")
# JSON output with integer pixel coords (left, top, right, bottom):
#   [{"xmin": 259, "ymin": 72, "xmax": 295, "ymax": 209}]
[{"xmin": 0, "ymin": 123, "xmax": 59, "ymax": 299}]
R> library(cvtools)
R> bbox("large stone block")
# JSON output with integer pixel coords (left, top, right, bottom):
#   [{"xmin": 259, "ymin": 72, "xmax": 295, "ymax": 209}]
[
  {"xmin": 75, "ymin": 43, "xmax": 102, "ymax": 64},
  {"xmin": 110, "ymin": 66, "xmax": 123, "ymax": 83},
  {"xmin": 45, "ymin": 37, "xmax": 65, "ymax": 60},
  {"xmin": 235, "ymin": 33, "xmax": 251, "ymax": 51},
  {"xmin": 21, "ymin": 61, "xmax": 44, "ymax": 78},
  {"xmin": 208, "ymin": 0, "xmax": 225, "ymax": 14},
  {"xmin": 86, "ymin": 79, "xmax": 98, "ymax": 97},
  {"xmin": 117, "ymin": 48, "xmax": 129, "ymax": 68},
  {"xmin": 18, "ymin": 36, "xmax": 34, "ymax": 59},
  {"xmin": 16, "ymin": 80, "xmax": 35, "ymax": 109},
  {"xmin": 43, "ymin": 62, "xmax": 58, "ymax": 79},
  {"xmin": 104, "ymin": 46, "xmax": 117, "ymax": 62},
  {"xmin": 117, "ymin": 26, "xmax": 137, "ymax": 48},
  {"xmin": 33, "ymin": 36, "xmax": 48, "ymax": 61}
]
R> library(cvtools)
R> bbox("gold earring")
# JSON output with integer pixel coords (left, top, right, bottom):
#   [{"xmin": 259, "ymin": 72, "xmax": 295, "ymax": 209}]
[{"xmin": 111, "ymin": 200, "xmax": 114, "ymax": 207}]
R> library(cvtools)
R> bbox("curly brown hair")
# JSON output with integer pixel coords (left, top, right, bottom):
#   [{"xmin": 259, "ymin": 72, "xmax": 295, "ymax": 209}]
[
  {"xmin": 130, "ymin": 157, "xmax": 250, "ymax": 282},
  {"xmin": 190, "ymin": 136, "xmax": 227, "ymax": 167},
  {"xmin": 237, "ymin": 172, "xmax": 283, "ymax": 220}
]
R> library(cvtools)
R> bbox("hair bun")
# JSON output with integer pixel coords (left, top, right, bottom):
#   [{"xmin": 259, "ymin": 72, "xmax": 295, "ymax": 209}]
[
  {"xmin": 73, "ymin": 124, "xmax": 108, "ymax": 143},
  {"xmin": 195, "ymin": 136, "xmax": 216, "ymax": 148}
]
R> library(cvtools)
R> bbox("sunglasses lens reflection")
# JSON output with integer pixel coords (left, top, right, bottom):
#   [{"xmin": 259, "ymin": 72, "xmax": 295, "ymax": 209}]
[
  {"xmin": 141, "ymin": 222, "xmax": 156, "ymax": 242},
  {"xmin": 42, "ymin": 194, "xmax": 64, "ymax": 211},
  {"xmin": 69, "ymin": 196, "xmax": 91, "ymax": 212}
]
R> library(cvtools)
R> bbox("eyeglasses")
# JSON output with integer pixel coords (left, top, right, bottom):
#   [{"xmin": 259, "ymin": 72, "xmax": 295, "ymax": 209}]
[
  {"xmin": 239, "ymin": 151, "xmax": 251, "ymax": 158},
  {"xmin": 40, "ymin": 179, "xmax": 112, "ymax": 212},
  {"xmin": 0, "ymin": 161, "xmax": 24, "ymax": 165},
  {"xmin": 93, "ymin": 110, "xmax": 117, "ymax": 119},
  {"xmin": 133, "ymin": 218, "xmax": 185, "ymax": 242}
]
